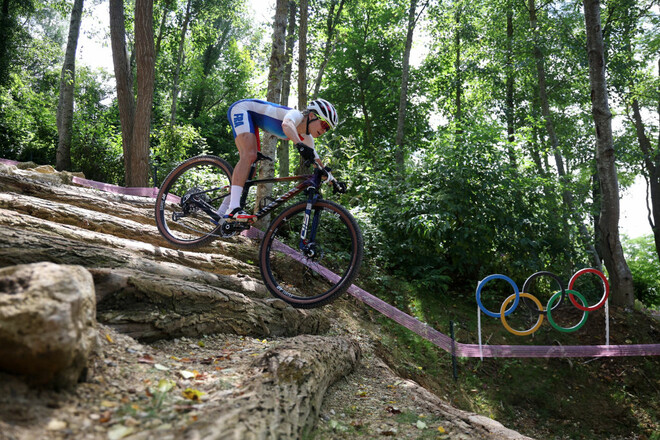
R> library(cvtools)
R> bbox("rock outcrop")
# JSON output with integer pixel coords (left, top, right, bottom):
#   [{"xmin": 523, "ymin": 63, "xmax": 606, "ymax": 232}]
[{"xmin": 0, "ymin": 262, "xmax": 96, "ymax": 389}]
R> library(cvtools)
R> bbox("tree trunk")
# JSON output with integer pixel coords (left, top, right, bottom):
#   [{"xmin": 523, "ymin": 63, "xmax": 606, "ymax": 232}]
[
  {"xmin": 505, "ymin": 4, "xmax": 516, "ymax": 167},
  {"xmin": 255, "ymin": 0, "xmax": 288, "ymax": 214},
  {"xmin": 296, "ymin": 0, "xmax": 309, "ymax": 174},
  {"xmin": 129, "ymin": 0, "xmax": 156, "ymax": 187},
  {"xmin": 298, "ymin": 0, "xmax": 308, "ymax": 110},
  {"xmin": 395, "ymin": 0, "xmax": 417, "ymax": 174},
  {"xmin": 56, "ymin": 0, "xmax": 84, "ymax": 172},
  {"xmin": 278, "ymin": 0, "xmax": 297, "ymax": 178},
  {"xmin": 529, "ymin": 0, "xmax": 601, "ymax": 270},
  {"xmin": 182, "ymin": 335, "xmax": 361, "ymax": 439},
  {"xmin": 311, "ymin": 0, "xmax": 346, "ymax": 99},
  {"xmin": 155, "ymin": 0, "xmax": 173, "ymax": 56},
  {"xmin": 0, "ymin": 0, "xmax": 13, "ymax": 87},
  {"xmin": 170, "ymin": 0, "xmax": 192, "ymax": 126},
  {"xmin": 109, "ymin": 0, "xmax": 136, "ymax": 184},
  {"xmin": 454, "ymin": 6, "xmax": 462, "ymax": 130},
  {"xmin": 191, "ymin": 22, "xmax": 232, "ymax": 120},
  {"xmin": 630, "ymin": 98, "xmax": 660, "ymax": 260},
  {"xmin": 583, "ymin": 0, "xmax": 634, "ymax": 306}
]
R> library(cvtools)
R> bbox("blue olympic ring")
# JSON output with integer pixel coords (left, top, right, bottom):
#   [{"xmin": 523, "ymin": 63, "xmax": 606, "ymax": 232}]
[{"xmin": 475, "ymin": 274, "xmax": 519, "ymax": 318}]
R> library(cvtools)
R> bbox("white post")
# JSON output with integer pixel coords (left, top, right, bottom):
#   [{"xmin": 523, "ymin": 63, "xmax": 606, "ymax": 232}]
[
  {"xmin": 605, "ymin": 300, "xmax": 610, "ymax": 346},
  {"xmin": 477, "ymin": 304, "xmax": 483, "ymax": 361}
]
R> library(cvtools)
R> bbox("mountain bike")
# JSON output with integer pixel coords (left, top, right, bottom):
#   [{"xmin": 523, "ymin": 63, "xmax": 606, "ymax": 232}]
[{"xmin": 154, "ymin": 153, "xmax": 363, "ymax": 308}]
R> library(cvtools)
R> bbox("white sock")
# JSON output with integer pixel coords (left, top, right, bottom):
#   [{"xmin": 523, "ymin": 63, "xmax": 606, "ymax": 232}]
[
  {"xmin": 227, "ymin": 185, "xmax": 244, "ymax": 213},
  {"xmin": 217, "ymin": 195, "xmax": 230, "ymax": 216}
]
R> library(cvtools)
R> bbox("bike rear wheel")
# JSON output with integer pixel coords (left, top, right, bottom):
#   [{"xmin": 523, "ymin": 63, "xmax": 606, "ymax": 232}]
[
  {"xmin": 259, "ymin": 199, "xmax": 363, "ymax": 308},
  {"xmin": 155, "ymin": 155, "xmax": 233, "ymax": 248}
]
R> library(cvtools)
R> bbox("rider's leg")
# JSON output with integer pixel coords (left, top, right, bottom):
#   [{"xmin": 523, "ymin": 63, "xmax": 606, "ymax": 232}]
[{"xmin": 224, "ymin": 132, "xmax": 258, "ymax": 215}]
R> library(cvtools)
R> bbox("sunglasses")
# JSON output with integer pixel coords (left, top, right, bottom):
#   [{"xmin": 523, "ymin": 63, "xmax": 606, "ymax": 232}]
[
  {"xmin": 312, "ymin": 114, "xmax": 331, "ymax": 131},
  {"xmin": 319, "ymin": 119, "xmax": 330, "ymax": 131}
]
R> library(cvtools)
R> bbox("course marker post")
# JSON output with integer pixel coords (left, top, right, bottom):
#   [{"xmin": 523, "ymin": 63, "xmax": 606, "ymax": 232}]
[{"xmin": 450, "ymin": 320, "xmax": 458, "ymax": 381}]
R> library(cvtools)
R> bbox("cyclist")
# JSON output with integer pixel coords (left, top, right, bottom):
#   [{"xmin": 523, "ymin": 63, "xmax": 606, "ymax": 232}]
[{"xmin": 218, "ymin": 98, "xmax": 339, "ymax": 222}]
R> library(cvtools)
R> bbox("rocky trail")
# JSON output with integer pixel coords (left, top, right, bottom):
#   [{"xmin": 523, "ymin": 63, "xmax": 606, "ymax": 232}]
[{"xmin": 0, "ymin": 162, "xmax": 532, "ymax": 439}]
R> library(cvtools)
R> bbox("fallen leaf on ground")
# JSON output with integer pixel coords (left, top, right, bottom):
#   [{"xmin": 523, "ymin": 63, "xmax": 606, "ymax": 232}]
[
  {"xmin": 138, "ymin": 354, "xmax": 155, "ymax": 364},
  {"xmin": 182, "ymin": 388, "xmax": 205, "ymax": 401}
]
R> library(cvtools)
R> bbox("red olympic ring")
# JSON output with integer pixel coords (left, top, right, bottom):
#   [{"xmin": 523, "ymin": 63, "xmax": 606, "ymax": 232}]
[{"xmin": 567, "ymin": 268, "xmax": 609, "ymax": 312}]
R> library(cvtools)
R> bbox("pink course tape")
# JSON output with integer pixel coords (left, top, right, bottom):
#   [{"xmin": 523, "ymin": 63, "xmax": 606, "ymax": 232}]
[{"xmin": 8, "ymin": 163, "xmax": 658, "ymax": 359}]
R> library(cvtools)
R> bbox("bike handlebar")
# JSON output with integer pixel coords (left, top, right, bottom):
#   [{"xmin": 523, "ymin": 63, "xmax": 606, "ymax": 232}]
[{"xmin": 305, "ymin": 160, "xmax": 347, "ymax": 194}]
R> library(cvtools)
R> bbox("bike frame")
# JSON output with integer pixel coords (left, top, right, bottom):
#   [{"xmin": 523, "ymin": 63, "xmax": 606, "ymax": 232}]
[
  {"xmin": 227, "ymin": 158, "xmax": 325, "ymax": 251},
  {"xmin": 240, "ymin": 172, "xmax": 315, "ymax": 220}
]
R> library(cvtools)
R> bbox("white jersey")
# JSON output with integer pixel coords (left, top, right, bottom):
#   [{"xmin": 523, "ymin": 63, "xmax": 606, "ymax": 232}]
[{"xmin": 227, "ymin": 99, "xmax": 314, "ymax": 148}]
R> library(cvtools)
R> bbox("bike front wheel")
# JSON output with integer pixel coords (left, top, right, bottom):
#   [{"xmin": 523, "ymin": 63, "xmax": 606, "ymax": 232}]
[
  {"xmin": 259, "ymin": 199, "xmax": 363, "ymax": 308},
  {"xmin": 155, "ymin": 155, "xmax": 233, "ymax": 248}
]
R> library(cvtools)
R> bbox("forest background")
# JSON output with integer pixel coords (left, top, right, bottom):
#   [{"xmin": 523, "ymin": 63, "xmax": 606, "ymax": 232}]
[{"xmin": 1, "ymin": 0, "xmax": 660, "ymax": 312}]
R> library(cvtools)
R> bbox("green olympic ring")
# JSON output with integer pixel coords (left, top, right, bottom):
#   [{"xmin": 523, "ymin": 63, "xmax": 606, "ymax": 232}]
[{"xmin": 546, "ymin": 290, "xmax": 589, "ymax": 333}]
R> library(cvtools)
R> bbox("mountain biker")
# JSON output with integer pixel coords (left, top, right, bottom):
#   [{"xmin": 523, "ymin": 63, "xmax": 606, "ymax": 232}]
[{"xmin": 218, "ymin": 98, "xmax": 339, "ymax": 222}]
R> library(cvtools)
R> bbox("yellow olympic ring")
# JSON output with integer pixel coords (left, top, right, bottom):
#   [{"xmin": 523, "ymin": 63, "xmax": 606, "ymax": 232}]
[{"xmin": 500, "ymin": 292, "xmax": 545, "ymax": 336}]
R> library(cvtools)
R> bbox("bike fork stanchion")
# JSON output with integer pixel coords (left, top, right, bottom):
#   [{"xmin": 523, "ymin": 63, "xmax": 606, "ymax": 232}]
[{"xmin": 450, "ymin": 320, "xmax": 458, "ymax": 381}]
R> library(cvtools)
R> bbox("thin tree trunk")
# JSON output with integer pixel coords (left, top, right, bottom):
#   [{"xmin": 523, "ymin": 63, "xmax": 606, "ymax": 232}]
[
  {"xmin": 311, "ymin": 0, "xmax": 346, "ymax": 99},
  {"xmin": 191, "ymin": 23, "xmax": 232, "ymax": 119},
  {"xmin": 296, "ymin": 0, "xmax": 309, "ymax": 174},
  {"xmin": 630, "ymin": 98, "xmax": 660, "ymax": 257},
  {"xmin": 0, "ymin": 0, "xmax": 13, "ymax": 87},
  {"xmin": 454, "ymin": 6, "xmax": 462, "ymax": 130},
  {"xmin": 529, "ymin": 0, "xmax": 601, "ymax": 269},
  {"xmin": 356, "ymin": 13, "xmax": 372, "ymax": 150},
  {"xmin": 505, "ymin": 4, "xmax": 516, "ymax": 166},
  {"xmin": 109, "ymin": 0, "xmax": 136, "ymax": 184},
  {"xmin": 298, "ymin": 0, "xmax": 308, "ymax": 109},
  {"xmin": 155, "ymin": 0, "xmax": 172, "ymax": 56},
  {"xmin": 255, "ymin": 0, "xmax": 288, "ymax": 213},
  {"xmin": 584, "ymin": 0, "xmax": 633, "ymax": 306},
  {"xmin": 170, "ymin": 0, "xmax": 192, "ymax": 126},
  {"xmin": 395, "ymin": 0, "xmax": 417, "ymax": 174},
  {"xmin": 129, "ymin": 0, "xmax": 155, "ymax": 187},
  {"xmin": 278, "ymin": 0, "xmax": 297, "ymax": 178},
  {"xmin": 56, "ymin": 0, "xmax": 84, "ymax": 172}
]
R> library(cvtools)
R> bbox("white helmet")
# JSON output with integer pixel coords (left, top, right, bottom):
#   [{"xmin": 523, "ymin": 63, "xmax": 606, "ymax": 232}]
[{"xmin": 307, "ymin": 98, "xmax": 338, "ymax": 129}]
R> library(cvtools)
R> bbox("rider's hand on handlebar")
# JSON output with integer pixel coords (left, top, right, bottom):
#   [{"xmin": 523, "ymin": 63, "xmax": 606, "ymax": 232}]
[
  {"xmin": 319, "ymin": 166, "xmax": 347, "ymax": 194},
  {"xmin": 320, "ymin": 166, "xmax": 337, "ymax": 185},
  {"xmin": 296, "ymin": 143, "xmax": 316, "ymax": 162},
  {"xmin": 333, "ymin": 181, "xmax": 347, "ymax": 194}
]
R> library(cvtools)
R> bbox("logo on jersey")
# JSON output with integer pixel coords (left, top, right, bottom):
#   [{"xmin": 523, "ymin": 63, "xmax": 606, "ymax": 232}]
[{"xmin": 233, "ymin": 113, "xmax": 245, "ymax": 127}]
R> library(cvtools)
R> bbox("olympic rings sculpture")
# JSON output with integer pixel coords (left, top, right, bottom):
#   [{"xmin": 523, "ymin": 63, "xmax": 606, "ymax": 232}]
[{"xmin": 476, "ymin": 269, "xmax": 609, "ymax": 336}]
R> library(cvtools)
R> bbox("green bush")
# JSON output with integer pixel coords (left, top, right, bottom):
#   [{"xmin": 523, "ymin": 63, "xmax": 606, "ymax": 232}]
[{"xmin": 624, "ymin": 235, "xmax": 660, "ymax": 308}]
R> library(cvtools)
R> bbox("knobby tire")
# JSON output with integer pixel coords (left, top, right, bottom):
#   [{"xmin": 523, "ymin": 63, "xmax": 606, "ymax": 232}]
[{"xmin": 258, "ymin": 199, "xmax": 363, "ymax": 308}]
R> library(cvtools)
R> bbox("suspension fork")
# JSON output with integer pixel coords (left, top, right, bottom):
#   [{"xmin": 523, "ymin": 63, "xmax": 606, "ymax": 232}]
[{"xmin": 299, "ymin": 187, "xmax": 320, "ymax": 251}]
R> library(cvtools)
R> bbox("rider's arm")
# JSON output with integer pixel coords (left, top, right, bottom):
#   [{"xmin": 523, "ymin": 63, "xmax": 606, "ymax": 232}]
[
  {"xmin": 281, "ymin": 118, "xmax": 301, "ymax": 143},
  {"xmin": 281, "ymin": 110, "xmax": 304, "ymax": 143},
  {"xmin": 283, "ymin": 111, "xmax": 330, "ymax": 178}
]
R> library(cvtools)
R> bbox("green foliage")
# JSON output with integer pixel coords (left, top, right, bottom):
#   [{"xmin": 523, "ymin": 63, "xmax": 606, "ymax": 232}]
[
  {"xmin": 624, "ymin": 235, "xmax": 660, "ymax": 308},
  {"xmin": 70, "ymin": 67, "xmax": 125, "ymax": 184},
  {"xmin": 0, "ymin": 72, "xmax": 58, "ymax": 164},
  {"xmin": 152, "ymin": 122, "xmax": 210, "ymax": 184}
]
